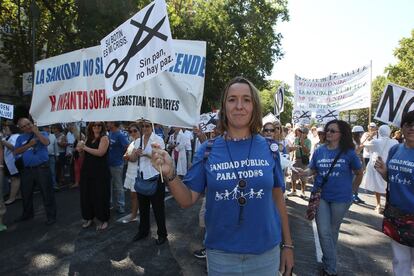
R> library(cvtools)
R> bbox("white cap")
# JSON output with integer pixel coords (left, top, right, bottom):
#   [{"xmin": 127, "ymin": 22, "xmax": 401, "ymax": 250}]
[
  {"xmin": 316, "ymin": 127, "xmax": 325, "ymax": 132},
  {"xmin": 368, "ymin": 122, "xmax": 377, "ymax": 128},
  {"xmin": 352, "ymin": 125, "xmax": 364, "ymax": 133}
]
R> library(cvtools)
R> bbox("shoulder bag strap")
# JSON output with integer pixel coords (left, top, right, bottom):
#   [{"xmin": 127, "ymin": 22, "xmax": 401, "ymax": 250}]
[{"xmin": 320, "ymin": 149, "xmax": 343, "ymax": 189}]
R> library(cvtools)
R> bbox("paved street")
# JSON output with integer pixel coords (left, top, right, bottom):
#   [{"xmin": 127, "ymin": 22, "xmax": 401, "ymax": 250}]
[{"xmin": 0, "ymin": 186, "xmax": 394, "ymax": 276}]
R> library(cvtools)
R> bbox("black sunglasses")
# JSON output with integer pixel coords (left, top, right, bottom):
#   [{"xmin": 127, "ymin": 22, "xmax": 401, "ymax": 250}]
[
  {"xmin": 263, "ymin": 128, "xmax": 275, "ymax": 133},
  {"xmin": 129, "ymin": 129, "xmax": 138, "ymax": 133},
  {"xmin": 326, "ymin": 129, "xmax": 340, "ymax": 134},
  {"xmin": 237, "ymin": 179, "xmax": 247, "ymax": 225}
]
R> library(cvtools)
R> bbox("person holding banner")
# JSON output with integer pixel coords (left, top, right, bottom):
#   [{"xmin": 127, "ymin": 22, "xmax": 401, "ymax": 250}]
[
  {"xmin": 297, "ymin": 120, "xmax": 363, "ymax": 276},
  {"xmin": 374, "ymin": 110, "xmax": 414, "ymax": 276},
  {"xmin": 151, "ymin": 77, "xmax": 294, "ymax": 275},
  {"xmin": 77, "ymin": 122, "xmax": 110, "ymax": 231}
]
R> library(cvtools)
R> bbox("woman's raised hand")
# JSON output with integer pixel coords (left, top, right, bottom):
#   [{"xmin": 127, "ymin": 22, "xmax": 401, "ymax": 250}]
[{"xmin": 151, "ymin": 143, "xmax": 174, "ymax": 177}]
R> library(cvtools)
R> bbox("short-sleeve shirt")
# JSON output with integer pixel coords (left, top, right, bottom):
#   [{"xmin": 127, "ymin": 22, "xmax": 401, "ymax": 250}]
[
  {"xmin": 310, "ymin": 145, "xmax": 362, "ymax": 203},
  {"xmin": 108, "ymin": 130, "xmax": 129, "ymax": 167},
  {"xmin": 386, "ymin": 144, "xmax": 414, "ymax": 213},
  {"xmin": 15, "ymin": 132, "xmax": 49, "ymax": 167},
  {"xmin": 183, "ymin": 135, "xmax": 285, "ymax": 254}
]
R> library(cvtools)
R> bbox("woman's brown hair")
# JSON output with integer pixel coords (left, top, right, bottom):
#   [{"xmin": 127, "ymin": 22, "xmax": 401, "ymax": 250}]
[{"xmin": 86, "ymin": 122, "xmax": 107, "ymax": 140}]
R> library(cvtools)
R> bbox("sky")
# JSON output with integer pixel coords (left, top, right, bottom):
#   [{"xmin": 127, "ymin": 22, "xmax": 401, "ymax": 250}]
[{"xmin": 270, "ymin": 0, "xmax": 414, "ymax": 87}]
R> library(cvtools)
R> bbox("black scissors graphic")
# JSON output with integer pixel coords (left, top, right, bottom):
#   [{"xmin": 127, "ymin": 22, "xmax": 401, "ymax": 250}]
[
  {"xmin": 105, "ymin": 3, "xmax": 168, "ymax": 92},
  {"xmin": 293, "ymin": 111, "xmax": 310, "ymax": 123},
  {"xmin": 316, "ymin": 109, "xmax": 337, "ymax": 122}
]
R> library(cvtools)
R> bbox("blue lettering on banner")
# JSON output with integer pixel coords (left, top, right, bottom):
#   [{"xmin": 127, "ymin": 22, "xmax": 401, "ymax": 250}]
[
  {"xmin": 45, "ymin": 62, "xmax": 81, "ymax": 83},
  {"xmin": 95, "ymin": 57, "xmax": 104, "ymax": 75},
  {"xmin": 169, "ymin": 53, "xmax": 205, "ymax": 77}
]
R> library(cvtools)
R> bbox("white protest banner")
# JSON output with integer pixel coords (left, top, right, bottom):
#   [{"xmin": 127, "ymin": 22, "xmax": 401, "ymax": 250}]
[
  {"xmin": 294, "ymin": 64, "xmax": 371, "ymax": 114},
  {"xmin": 22, "ymin": 72, "xmax": 33, "ymax": 95},
  {"xmin": 0, "ymin": 102, "xmax": 14, "ymax": 119},
  {"xmin": 292, "ymin": 109, "xmax": 311, "ymax": 125},
  {"xmin": 101, "ymin": 0, "xmax": 174, "ymax": 96},
  {"xmin": 30, "ymin": 39, "xmax": 206, "ymax": 127},
  {"xmin": 375, "ymin": 83, "xmax": 414, "ymax": 127},
  {"xmin": 199, "ymin": 112, "xmax": 218, "ymax": 133},
  {"xmin": 274, "ymin": 85, "xmax": 284, "ymax": 116}
]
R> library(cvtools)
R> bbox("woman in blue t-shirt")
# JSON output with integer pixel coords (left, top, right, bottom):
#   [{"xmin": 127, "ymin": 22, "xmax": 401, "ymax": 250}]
[
  {"xmin": 374, "ymin": 110, "xmax": 414, "ymax": 276},
  {"xmin": 298, "ymin": 120, "xmax": 363, "ymax": 276},
  {"xmin": 151, "ymin": 77, "xmax": 294, "ymax": 275}
]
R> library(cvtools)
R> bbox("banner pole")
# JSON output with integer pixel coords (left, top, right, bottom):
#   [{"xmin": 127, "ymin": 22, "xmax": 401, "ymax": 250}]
[{"xmin": 369, "ymin": 60, "xmax": 373, "ymax": 123}]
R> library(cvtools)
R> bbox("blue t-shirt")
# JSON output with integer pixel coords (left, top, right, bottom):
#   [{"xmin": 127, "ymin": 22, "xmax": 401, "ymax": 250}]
[
  {"xmin": 183, "ymin": 135, "xmax": 285, "ymax": 254},
  {"xmin": 310, "ymin": 145, "xmax": 362, "ymax": 203},
  {"xmin": 108, "ymin": 130, "xmax": 129, "ymax": 166},
  {"xmin": 15, "ymin": 132, "xmax": 49, "ymax": 167},
  {"xmin": 386, "ymin": 144, "xmax": 414, "ymax": 213}
]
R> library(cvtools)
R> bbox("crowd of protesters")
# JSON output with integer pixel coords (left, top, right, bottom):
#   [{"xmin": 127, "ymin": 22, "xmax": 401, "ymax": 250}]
[{"xmin": 0, "ymin": 80, "xmax": 413, "ymax": 275}]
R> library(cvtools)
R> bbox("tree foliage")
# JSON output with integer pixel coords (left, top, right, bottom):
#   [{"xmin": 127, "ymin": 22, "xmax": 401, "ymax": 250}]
[
  {"xmin": 0, "ymin": 0, "xmax": 289, "ymax": 111},
  {"xmin": 386, "ymin": 29, "xmax": 414, "ymax": 90}
]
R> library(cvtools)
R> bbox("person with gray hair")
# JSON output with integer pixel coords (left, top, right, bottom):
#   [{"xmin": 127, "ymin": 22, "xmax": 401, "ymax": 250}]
[{"xmin": 361, "ymin": 125, "xmax": 398, "ymax": 213}]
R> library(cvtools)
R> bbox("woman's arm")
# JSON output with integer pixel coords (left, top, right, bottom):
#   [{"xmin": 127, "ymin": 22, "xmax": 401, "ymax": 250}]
[
  {"xmin": 151, "ymin": 145, "xmax": 200, "ymax": 208},
  {"xmin": 82, "ymin": 136, "xmax": 109, "ymax": 157},
  {"xmin": 352, "ymin": 169, "xmax": 364, "ymax": 193},
  {"xmin": 272, "ymin": 188, "xmax": 294, "ymax": 274}
]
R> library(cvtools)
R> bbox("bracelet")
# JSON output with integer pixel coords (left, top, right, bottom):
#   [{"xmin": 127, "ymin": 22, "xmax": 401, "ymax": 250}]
[
  {"xmin": 281, "ymin": 244, "xmax": 294, "ymax": 249},
  {"xmin": 166, "ymin": 169, "xmax": 177, "ymax": 182}
]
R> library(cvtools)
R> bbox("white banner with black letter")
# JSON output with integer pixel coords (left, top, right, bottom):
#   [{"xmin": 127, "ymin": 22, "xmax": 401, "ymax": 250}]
[
  {"xmin": 0, "ymin": 102, "xmax": 14, "ymax": 119},
  {"xmin": 375, "ymin": 83, "xmax": 414, "ymax": 127},
  {"xmin": 30, "ymin": 39, "xmax": 206, "ymax": 127},
  {"xmin": 294, "ymin": 64, "xmax": 371, "ymax": 122},
  {"xmin": 100, "ymin": 0, "xmax": 174, "ymax": 96}
]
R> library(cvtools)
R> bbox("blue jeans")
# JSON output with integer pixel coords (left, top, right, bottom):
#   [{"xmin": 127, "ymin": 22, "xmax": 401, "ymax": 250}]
[
  {"xmin": 316, "ymin": 199, "xmax": 351, "ymax": 275},
  {"xmin": 206, "ymin": 245, "xmax": 280, "ymax": 276},
  {"xmin": 110, "ymin": 165, "xmax": 125, "ymax": 211},
  {"xmin": 48, "ymin": 155, "xmax": 57, "ymax": 188}
]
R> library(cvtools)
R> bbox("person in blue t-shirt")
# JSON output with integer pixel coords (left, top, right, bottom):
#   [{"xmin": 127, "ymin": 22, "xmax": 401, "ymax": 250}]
[
  {"xmin": 150, "ymin": 77, "xmax": 294, "ymax": 275},
  {"xmin": 297, "ymin": 120, "xmax": 363, "ymax": 276},
  {"xmin": 374, "ymin": 110, "xmax": 414, "ymax": 276},
  {"xmin": 14, "ymin": 118, "xmax": 56, "ymax": 225},
  {"xmin": 107, "ymin": 121, "xmax": 129, "ymax": 214}
]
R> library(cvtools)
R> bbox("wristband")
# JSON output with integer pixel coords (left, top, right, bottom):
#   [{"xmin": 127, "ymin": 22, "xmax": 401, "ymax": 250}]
[
  {"xmin": 167, "ymin": 170, "xmax": 177, "ymax": 182},
  {"xmin": 281, "ymin": 244, "xmax": 294, "ymax": 249}
]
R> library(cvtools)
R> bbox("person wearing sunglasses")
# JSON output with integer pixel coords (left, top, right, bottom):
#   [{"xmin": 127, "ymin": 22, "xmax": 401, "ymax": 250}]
[
  {"xmin": 77, "ymin": 122, "xmax": 110, "ymax": 231},
  {"xmin": 375, "ymin": 110, "xmax": 414, "ymax": 276},
  {"xmin": 151, "ymin": 77, "xmax": 294, "ymax": 275},
  {"xmin": 121, "ymin": 123, "xmax": 141, "ymax": 223},
  {"xmin": 132, "ymin": 120, "xmax": 167, "ymax": 245},
  {"xmin": 297, "ymin": 120, "xmax": 363, "ymax": 276}
]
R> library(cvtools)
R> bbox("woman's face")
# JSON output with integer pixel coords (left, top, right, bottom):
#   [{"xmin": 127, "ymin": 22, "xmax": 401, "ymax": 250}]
[
  {"xmin": 262, "ymin": 123, "xmax": 275, "ymax": 138},
  {"xmin": 325, "ymin": 123, "xmax": 341, "ymax": 144},
  {"xmin": 129, "ymin": 127, "xmax": 140, "ymax": 139},
  {"xmin": 225, "ymin": 83, "xmax": 253, "ymax": 132},
  {"xmin": 141, "ymin": 122, "xmax": 153, "ymax": 136},
  {"xmin": 402, "ymin": 121, "xmax": 414, "ymax": 143},
  {"xmin": 91, "ymin": 122, "xmax": 103, "ymax": 135}
]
